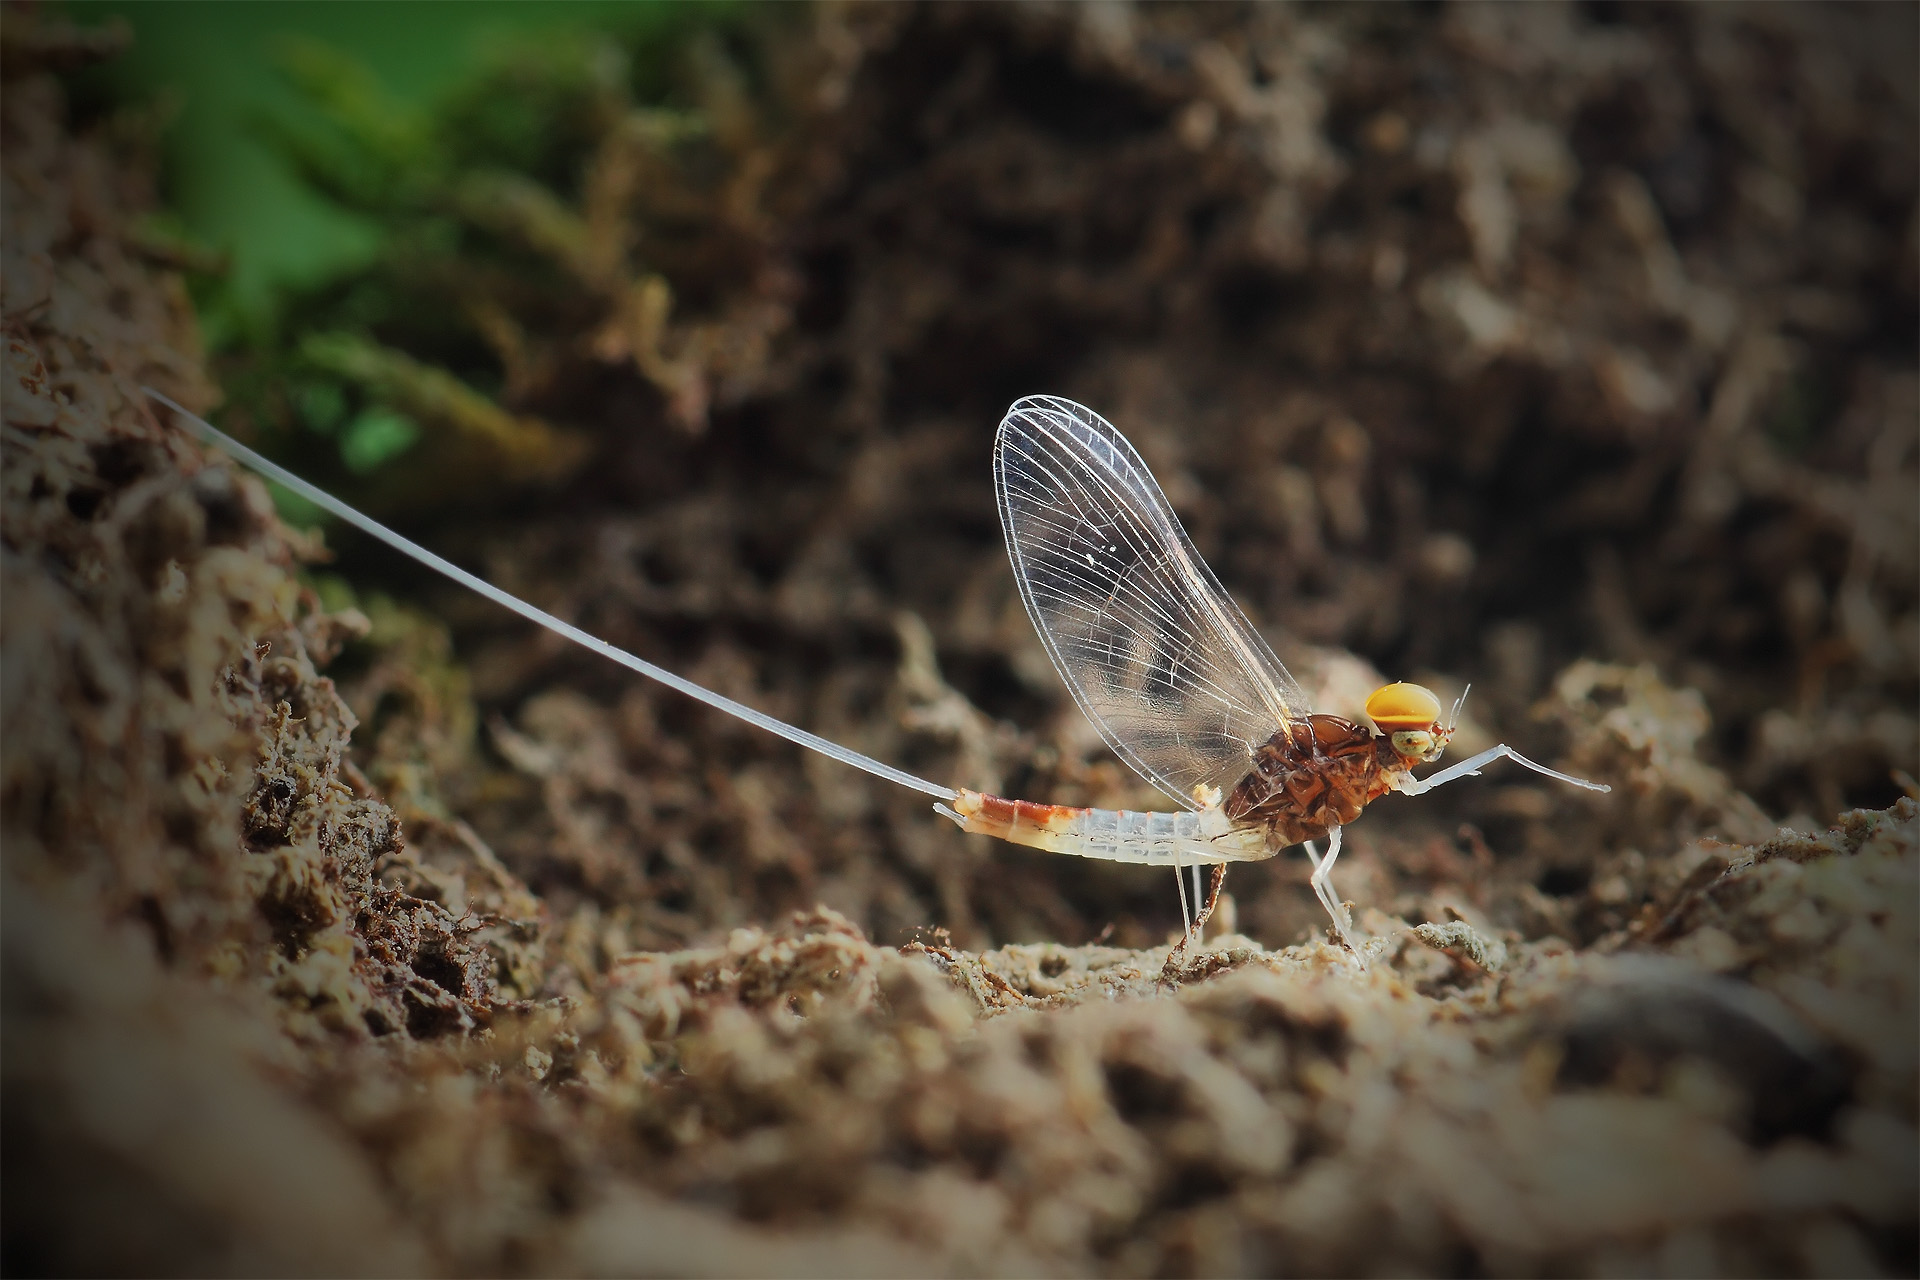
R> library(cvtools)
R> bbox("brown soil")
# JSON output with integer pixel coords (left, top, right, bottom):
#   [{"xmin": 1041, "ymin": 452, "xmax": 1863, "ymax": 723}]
[{"xmin": 3, "ymin": 5, "xmax": 1915, "ymax": 1276}]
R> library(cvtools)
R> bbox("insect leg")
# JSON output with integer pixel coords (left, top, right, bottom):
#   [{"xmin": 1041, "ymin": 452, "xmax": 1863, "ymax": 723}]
[
  {"xmin": 1400, "ymin": 745, "xmax": 1610, "ymax": 795},
  {"xmin": 1297, "ymin": 839, "xmax": 1343, "ymax": 942},
  {"xmin": 1308, "ymin": 825, "xmax": 1361, "ymax": 950},
  {"xmin": 1193, "ymin": 864, "xmax": 1229, "ymax": 935},
  {"xmin": 1172, "ymin": 847, "xmax": 1193, "ymax": 943}
]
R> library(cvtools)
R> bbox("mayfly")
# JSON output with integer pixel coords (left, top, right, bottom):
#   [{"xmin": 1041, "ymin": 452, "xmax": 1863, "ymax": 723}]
[{"xmin": 147, "ymin": 389, "xmax": 1607, "ymax": 954}]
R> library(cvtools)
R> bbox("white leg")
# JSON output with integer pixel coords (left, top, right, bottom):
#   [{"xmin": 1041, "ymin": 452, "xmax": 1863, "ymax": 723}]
[
  {"xmin": 1300, "ymin": 838, "xmax": 1331, "ymax": 921},
  {"xmin": 1191, "ymin": 863, "xmax": 1204, "ymax": 924},
  {"xmin": 1308, "ymin": 825, "xmax": 1360, "ymax": 950},
  {"xmin": 1398, "ymin": 744, "xmax": 1611, "ymax": 796},
  {"xmin": 1300, "ymin": 838, "xmax": 1342, "ymax": 934},
  {"xmin": 1172, "ymin": 849, "xmax": 1192, "ymax": 943}
]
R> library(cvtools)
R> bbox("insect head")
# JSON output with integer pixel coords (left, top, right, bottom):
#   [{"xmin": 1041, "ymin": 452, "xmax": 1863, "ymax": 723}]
[{"xmin": 1364, "ymin": 681, "xmax": 1454, "ymax": 764}]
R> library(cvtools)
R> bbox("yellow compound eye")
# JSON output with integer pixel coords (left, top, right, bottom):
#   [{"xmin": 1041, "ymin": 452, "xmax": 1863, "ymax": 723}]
[{"xmin": 1366, "ymin": 682, "xmax": 1442, "ymax": 732}]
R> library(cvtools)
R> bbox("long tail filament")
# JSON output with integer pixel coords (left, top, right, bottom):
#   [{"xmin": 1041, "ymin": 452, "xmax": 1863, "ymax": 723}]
[{"xmin": 144, "ymin": 389, "xmax": 960, "ymax": 803}]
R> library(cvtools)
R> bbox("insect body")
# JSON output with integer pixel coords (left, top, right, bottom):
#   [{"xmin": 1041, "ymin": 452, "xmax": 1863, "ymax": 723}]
[
  {"xmin": 938, "ymin": 397, "xmax": 1608, "ymax": 951},
  {"xmin": 148, "ymin": 388, "xmax": 1606, "ymax": 958}
]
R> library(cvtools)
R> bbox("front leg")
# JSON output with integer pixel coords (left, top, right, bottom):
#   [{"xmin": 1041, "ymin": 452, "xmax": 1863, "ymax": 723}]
[{"xmin": 1395, "ymin": 744, "xmax": 1610, "ymax": 796}]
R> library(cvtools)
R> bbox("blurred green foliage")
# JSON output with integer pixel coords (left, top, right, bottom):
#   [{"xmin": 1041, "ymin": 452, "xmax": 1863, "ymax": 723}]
[
  {"xmin": 71, "ymin": 0, "xmax": 758, "ymax": 508},
  {"xmin": 75, "ymin": 2, "xmax": 676, "ymax": 334}
]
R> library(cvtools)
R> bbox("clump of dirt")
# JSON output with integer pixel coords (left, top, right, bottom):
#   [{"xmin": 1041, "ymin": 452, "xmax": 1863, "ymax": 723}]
[
  {"xmin": 586, "ymin": 806, "xmax": 1912, "ymax": 1275},
  {"xmin": 1, "ymin": 16, "xmax": 541, "ymax": 1271},
  {"xmin": 3, "ymin": 5, "xmax": 1916, "ymax": 1277}
]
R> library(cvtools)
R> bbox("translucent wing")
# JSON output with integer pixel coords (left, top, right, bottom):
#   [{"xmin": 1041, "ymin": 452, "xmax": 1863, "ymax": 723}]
[{"xmin": 995, "ymin": 396, "xmax": 1312, "ymax": 810}]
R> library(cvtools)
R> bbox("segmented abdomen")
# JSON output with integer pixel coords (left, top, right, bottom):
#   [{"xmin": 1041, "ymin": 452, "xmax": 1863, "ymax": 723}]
[{"xmin": 939, "ymin": 789, "xmax": 1271, "ymax": 865}]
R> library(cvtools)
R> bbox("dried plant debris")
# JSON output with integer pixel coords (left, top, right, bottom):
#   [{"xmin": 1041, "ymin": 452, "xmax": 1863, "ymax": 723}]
[{"xmin": 4, "ymin": 5, "xmax": 1917, "ymax": 1277}]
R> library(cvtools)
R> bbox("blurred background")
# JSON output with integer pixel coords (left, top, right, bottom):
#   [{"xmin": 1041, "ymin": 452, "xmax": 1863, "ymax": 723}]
[
  {"xmin": 7, "ymin": 6, "xmax": 1917, "ymax": 1275},
  {"xmin": 66, "ymin": 0, "xmax": 1918, "ymax": 953}
]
